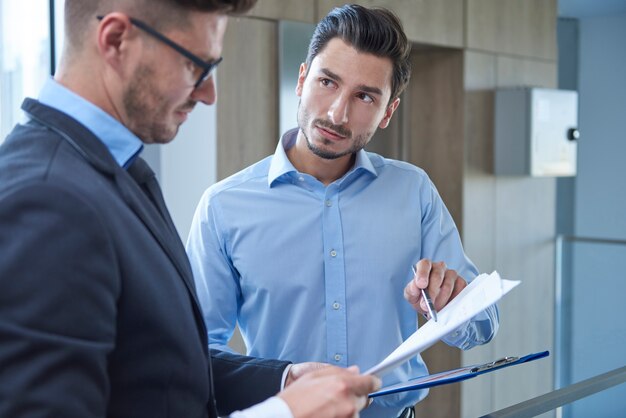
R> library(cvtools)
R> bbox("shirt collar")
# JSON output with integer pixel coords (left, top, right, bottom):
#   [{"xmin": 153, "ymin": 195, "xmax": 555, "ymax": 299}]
[
  {"xmin": 268, "ymin": 128, "xmax": 299, "ymax": 186},
  {"xmin": 268, "ymin": 128, "xmax": 378, "ymax": 188},
  {"xmin": 37, "ymin": 78, "xmax": 143, "ymax": 168}
]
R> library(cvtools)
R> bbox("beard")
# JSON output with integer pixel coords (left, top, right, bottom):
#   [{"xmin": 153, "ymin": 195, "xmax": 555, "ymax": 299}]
[
  {"xmin": 123, "ymin": 64, "xmax": 195, "ymax": 144},
  {"xmin": 297, "ymin": 102, "xmax": 372, "ymax": 160}
]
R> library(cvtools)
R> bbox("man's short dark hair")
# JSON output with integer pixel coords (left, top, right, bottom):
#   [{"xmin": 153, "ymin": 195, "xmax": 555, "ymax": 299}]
[
  {"xmin": 64, "ymin": 0, "xmax": 257, "ymax": 50},
  {"xmin": 305, "ymin": 4, "xmax": 412, "ymax": 102}
]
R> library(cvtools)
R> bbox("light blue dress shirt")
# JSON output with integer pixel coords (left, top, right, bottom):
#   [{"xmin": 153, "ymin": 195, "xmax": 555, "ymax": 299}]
[
  {"xmin": 36, "ymin": 79, "xmax": 143, "ymax": 167},
  {"xmin": 187, "ymin": 128, "xmax": 499, "ymax": 418},
  {"xmin": 34, "ymin": 79, "xmax": 292, "ymax": 418}
]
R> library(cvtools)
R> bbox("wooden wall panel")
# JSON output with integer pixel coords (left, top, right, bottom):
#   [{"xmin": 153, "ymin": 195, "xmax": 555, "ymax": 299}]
[
  {"xmin": 317, "ymin": 0, "xmax": 464, "ymax": 47},
  {"xmin": 217, "ymin": 17, "xmax": 279, "ymax": 180},
  {"xmin": 247, "ymin": 0, "xmax": 316, "ymax": 23},
  {"xmin": 461, "ymin": 50, "xmax": 498, "ymax": 418},
  {"xmin": 466, "ymin": 0, "xmax": 557, "ymax": 60},
  {"xmin": 496, "ymin": 55, "xmax": 558, "ymax": 88},
  {"xmin": 406, "ymin": 49, "xmax": 465, "ymax": 230}
]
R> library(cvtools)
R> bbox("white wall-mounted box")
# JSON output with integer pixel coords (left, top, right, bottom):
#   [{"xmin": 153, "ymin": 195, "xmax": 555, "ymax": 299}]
[{"xmin": 494, "ymin": 88, "xmax": 578, "ymax": 177}]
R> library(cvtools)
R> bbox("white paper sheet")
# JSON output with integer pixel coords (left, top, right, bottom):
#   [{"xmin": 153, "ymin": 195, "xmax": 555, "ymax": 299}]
[{"xmin": 364, "ymin": 271, "xmax": 520, "ymax": 377}]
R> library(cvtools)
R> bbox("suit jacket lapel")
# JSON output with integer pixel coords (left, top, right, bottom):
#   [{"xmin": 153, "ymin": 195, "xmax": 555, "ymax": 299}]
[
  {"xmin": 21, "ymin": 99, "xmax": 208, "ymax": 349},
  {"xmin": 114, "ymin": 163, "xmax": 200, "ymax": 301}
]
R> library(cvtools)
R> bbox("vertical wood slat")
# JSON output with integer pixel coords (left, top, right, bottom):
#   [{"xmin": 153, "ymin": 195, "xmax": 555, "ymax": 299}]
[
  {"xmin": 461, "ymin": 50, "xmax": 498, "ymax": 417},
  {"xmin": 406, "ymin": 49, "xmax": 465, "ymax": 231}
]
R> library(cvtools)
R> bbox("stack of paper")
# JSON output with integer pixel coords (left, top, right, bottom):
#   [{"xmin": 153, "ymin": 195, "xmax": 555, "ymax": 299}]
[{"xmin": 365, "ymin": 271, "xmax": 520, "ymax": 378}]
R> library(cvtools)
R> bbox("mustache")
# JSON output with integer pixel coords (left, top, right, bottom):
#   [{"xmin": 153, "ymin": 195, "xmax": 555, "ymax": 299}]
[
  {"xmin": 314, "ymin": 119, "xmax": 351, "ymax": 138},
  {"xmin": 178, "ymin": 100, "xmax": 197, "ymax": 113}
]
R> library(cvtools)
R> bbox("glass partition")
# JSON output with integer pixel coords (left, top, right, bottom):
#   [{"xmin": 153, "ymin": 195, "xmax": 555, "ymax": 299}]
[
  {"xmin": 0, "ymin": 0, "xmax": 51, "ymax": 142},
  {"xmin": 555, "ymin": 235, "xmax": 626, "ymax": 417}
]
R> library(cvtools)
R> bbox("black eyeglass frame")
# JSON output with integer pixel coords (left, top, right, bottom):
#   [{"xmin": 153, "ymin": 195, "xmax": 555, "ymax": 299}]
[{"xmin": 96, "ymin": 15, "xmax": 223, "ymax": 88}]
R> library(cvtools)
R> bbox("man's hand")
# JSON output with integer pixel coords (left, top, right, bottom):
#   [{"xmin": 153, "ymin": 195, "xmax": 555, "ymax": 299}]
[
  {"xmin": 278, "ymin": 365, "xmax": 381, "ymax": 418},
  {"xmin": 403, "ymin": 259, "xmax": 467, "ymax": 316},
  {"xmin": 285, "ymin": 362, "xmax": 330, "ymax": 387}
]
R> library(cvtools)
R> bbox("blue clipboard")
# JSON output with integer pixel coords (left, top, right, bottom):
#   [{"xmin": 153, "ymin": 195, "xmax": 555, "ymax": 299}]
[{"xmin": 369, "ymin": 351, "xmax": 549, "ymax": 398}]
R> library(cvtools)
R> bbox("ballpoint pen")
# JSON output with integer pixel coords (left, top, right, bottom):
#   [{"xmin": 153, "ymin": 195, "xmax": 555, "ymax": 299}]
[{"xmin": 412, "ymin": 265, "xmax": 438, "ymax": 322}]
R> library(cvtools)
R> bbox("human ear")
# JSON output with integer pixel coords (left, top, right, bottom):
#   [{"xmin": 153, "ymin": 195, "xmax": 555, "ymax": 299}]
[
  {"xmin": 379, "ymin": 97, "xmax": 400, "ymax": 129},
  {"xmin": 295, "ymin": 63, "xmax": 308, "ymax": 97},
  {"xmin": 96, "ymin": 13, "xmax": 137, "ymax": 71}
]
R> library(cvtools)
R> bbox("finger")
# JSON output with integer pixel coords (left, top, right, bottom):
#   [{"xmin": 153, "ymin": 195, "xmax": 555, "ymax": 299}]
[
  {"xmin": 287, "ymin": 361, "xmax": 330, "ymax": 386},
  {"xmin": 449, "ymin": 274, "xmax": 467, "ymax": 300},
  {"xmin": 346, "ymin": 365, "xmax": 361, "ymax": 375},
  {"xmin": 414, "ymin": 259, "xmax": 433, "ymax": 288},
  {"xmin": 404, "ymin": 282, "xmax": 428, "ymax": 316},
  {"xmin": 354, "ymin": 394, "xmax": 367, "ymax": 411},
  {"xmin": 307, "ymin": 364, "xmax": 347, "ymax": 378},
  {"xmin": 403, "ymin": 279, "xmax": 422, "ymax": 306},
  {"xmin": 427, "ymin": 261, "xmax": 447, "ymax": 299},
  {"xmin": 435, "ymin": 269, "xmax": 457, "ymax": 310},
  {"xmin": 349, "ymin": 374, "xmax": 381, "ymax": 396}
]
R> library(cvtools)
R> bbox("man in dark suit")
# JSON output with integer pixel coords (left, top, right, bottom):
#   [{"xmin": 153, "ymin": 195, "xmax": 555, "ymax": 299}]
[{"xmin": 0, "ymin": 1, "xmax": 379, "ymax": 417}]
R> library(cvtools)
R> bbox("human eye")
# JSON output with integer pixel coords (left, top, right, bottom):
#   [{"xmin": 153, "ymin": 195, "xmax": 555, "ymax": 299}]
[
  {"xmin": 357, "ymin": 92, "xmax": 374, "ymax": 103},
  {"xmin": 320, "ymin": 78, "xmax": 336, "ymax": 88}
]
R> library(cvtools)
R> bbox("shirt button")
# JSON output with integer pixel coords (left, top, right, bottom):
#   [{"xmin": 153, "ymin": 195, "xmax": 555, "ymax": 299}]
[
  {"xmin": 298, "ymin": 176, "xmax": 304, "ymax": 182},
  {"xmin": 334, "ymin": 354, "xmax": 342, "ymax": 362},
  {"xmin": 330, "ymin": 250, "xmax": 337, "ymax": 257},
  {"xmin": 325, "ymin": 200, "xmax": 332, "ymax": 207},
  {"xmin": 332, "ymin": 302, "xmax": 340, "ymax": 310}
]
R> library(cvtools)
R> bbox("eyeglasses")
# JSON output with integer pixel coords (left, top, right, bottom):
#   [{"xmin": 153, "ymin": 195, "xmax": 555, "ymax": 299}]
[{"xmin": 97, "ymin": 15, "xmax": 223, "ymax": 89}]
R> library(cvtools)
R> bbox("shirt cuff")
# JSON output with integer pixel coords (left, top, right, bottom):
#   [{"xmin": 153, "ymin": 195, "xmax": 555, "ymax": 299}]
[
  {"xmin": 227, "ymin": 396, "xmax": 293, "ymax": 418},
  {"xmin": 441, "ymin": 319, "xmax": 470, "ymax": 346},
  {"xmin": 281, "ymin": 364, "xmax": 293, "ymax": 390}
]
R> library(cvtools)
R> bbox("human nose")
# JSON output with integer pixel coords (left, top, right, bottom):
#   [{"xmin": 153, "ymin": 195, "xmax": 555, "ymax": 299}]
[
  {"xmin": 327, "ymin": 93, "xmax": 349, "ymax": 125},
  {"xmin": 191, "ymin": 76, "xmax": 217, "ymax": 105}
]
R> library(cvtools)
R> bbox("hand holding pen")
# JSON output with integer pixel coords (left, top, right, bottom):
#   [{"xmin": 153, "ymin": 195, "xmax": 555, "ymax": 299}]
[
  {"xmin": 411, "ymin": 265, "xmax": 438, "ymax": 321},
  {"xmin": 404, "ymin": 259, "xmax": 468, "ymax": 320}
]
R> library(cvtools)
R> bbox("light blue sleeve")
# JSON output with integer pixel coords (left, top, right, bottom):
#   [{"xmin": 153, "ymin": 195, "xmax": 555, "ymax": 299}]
[
  {"xmin": 419, "ymin": 177, "xmax": 500, "ymax": 349},
  {"xmin": 186, "ymin": 189, "xmax": 241, "ymax": 353}
]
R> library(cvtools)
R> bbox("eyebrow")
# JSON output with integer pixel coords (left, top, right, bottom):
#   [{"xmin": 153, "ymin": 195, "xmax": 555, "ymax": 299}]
[{"xmin": 320, "ymin": 68, "xmax": 384, "ymax": 96}]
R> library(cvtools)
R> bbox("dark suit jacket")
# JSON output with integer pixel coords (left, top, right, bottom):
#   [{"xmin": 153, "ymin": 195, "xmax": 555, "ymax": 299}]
[{"xmin": 0, "ymin": 99, "xmax": 289, "ymax": 417}]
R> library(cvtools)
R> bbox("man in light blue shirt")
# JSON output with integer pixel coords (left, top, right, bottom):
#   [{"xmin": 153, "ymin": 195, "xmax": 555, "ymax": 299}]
[{"xmin": 187, "ymin": 4, "xmax": 499, "ymax": 418}]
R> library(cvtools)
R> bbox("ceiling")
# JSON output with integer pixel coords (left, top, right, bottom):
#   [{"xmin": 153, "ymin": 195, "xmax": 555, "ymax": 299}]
[{"xmin": 559, "ymin": 0, "xmax": 626, "ymax": 18}]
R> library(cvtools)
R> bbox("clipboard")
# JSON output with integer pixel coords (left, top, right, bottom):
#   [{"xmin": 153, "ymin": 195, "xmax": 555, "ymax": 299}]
[{"xmin": 369, "ymin": 351, "xmax": 549, "ymax": 398}]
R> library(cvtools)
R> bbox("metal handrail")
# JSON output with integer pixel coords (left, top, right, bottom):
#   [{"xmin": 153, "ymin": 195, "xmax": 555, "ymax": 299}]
[
  {"xmin": 479, "ymin": 365, "xmax": 626, "ymax": 417},
  {"xmin": 556, "ymin": 235, "xmax": 626, "ymax": 246}
]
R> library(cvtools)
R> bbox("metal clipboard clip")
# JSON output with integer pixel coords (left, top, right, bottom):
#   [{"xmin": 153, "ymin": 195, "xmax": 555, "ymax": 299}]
[{"xmin": 470, "ymin": 356, "xmax": 519, "ymax": 373}]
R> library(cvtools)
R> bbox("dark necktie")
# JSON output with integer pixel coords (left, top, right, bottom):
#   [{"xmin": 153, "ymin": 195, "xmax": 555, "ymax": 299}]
[{"xmin": 126, "ymin": 157, "xmax": 179, "ymax": 238}]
